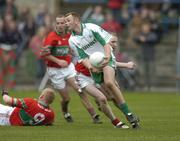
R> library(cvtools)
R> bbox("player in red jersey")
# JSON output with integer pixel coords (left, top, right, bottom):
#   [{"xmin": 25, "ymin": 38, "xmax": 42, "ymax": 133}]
[
  {"xmin": 0, "ymin": 88, "xmax": 55, "ymax": 126},
  {"xmin": 41, "ymin": 15, "xmax": 101, "ymax": 123}
]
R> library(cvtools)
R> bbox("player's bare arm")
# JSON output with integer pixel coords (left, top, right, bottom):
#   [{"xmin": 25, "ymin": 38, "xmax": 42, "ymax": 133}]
[
  {"xmin": 101, "ymin": 43, "xmax": 112, "ymax": 67},
  {"xmin": 2, "ymin": 90, "xmax": 21, "ymax": 107},
  {"xmin": 40, "ymin": 45, "xmax": 51, "ymax": 57},
  {"xmin": 45, "ymin": 55, "xmax": 68, "ymax": 68},
  {"xmin": 116, "ymin": 61, "xmax": 136, "ymax": 69},
  {"xmin": 82, "ymin": 58, "xmax": 101, "ymax": 73}
]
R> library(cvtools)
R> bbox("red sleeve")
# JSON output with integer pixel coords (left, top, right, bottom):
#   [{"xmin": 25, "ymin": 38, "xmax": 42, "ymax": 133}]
[
  {"xmin": 41, "ymin": 33, "xmax": 56, "ymax": 58},
  {"xmin": 43, "ymin": 32, "xmax": 58, "ymax": 47},
  {"xmin": 15, "ymin": 98, "xmax": 33, "ymax": 109}
]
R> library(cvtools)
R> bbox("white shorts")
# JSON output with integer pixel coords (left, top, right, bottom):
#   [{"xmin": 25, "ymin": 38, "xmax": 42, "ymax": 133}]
[
  {"xmin": 47, "ymin": 63, "xmax": 76, "ymax": 90},
  {"xmin": 0, "ymin": 104, "xmax": 15, "ymax": 126},
  {"xmin": 76, "ymin": 73, "xmax": 94, "ymax": 89}
]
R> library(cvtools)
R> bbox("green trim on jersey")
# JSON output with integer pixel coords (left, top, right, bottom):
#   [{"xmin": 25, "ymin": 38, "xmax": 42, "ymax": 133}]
[
  {"xmin": 19, "ymin": 109, "xmax": 34, "ymax": 125},
  {"xmin": 76, "ymin": 46, "xmax": 88, "ymax": 59},
  {"xmin": 55, "ymin": 31, "xmax": 63, "ymax": 35},
  {"xmin": 92, "ymin": 31, "xmax": 106, "ymax": 46},
  {"xmin": 109, "ymin": 56, "xmax": 116, "ymax": 68},
  {"xmin": 20, "ymin": 99, "xmax": 27, "ymax": 109},
  {"xmin": 72, "ymin": 24, "xmax": 84, "ymax": 36},
  {"xmin": 91, "ymin": 72, "xmax": 104, "ymax": 84},
  {"xmin": 50, "ymin": 46, "xmax": 69, "ymax": 56}
]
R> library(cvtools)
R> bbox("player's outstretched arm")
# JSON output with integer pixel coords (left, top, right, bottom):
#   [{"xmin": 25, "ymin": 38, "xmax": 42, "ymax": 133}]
[
  {"xmin": 2, "ymin": 90, "xmax": 13, "ymax": 106},
  {"xmin": 1, "ymin": 90, "xmax": 21, "ymax": 107},
  {"xmin": 116, "ymin": 61, "xmax": 136, "ymax": 69},
  {"xmin": 101, "ymin": 43, "xmax": 111, "ymax": 67}
]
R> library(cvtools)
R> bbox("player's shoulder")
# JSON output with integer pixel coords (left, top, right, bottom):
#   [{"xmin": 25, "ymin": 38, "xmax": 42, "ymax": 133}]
[
  {"xmin": 69, "ymin": 34, "xmax": 76, "ymax": 43},
  {"xmin": 84, "ymin": 23, "xmax": 100, "ymax": 29},
  {"xmin": 66, "ymin": 32, "xmax": 71, "ymax": 37},
  {"xmin": 69, "ymin": 34, "xmax": 73, "ymax": 40},
  {"xmin": 46, "ymin": 31, "xmax": 56, "ymax": 39},
  {"xmin": 23, "ymin": 98, "xmax": 36, "ymax": 103}
]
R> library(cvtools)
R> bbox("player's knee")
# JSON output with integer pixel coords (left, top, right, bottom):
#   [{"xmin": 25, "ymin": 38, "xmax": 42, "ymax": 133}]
[
  {"xmin": 97, "ymin": 95, "xmax": 107, "ymax": 104},
  {"xmin": 74, "ymin": 87, "xmax": 82, "ymax": 94},
  {"xmin": 104, "ymin": 80, "xmax": 114, "ymax": 88}
]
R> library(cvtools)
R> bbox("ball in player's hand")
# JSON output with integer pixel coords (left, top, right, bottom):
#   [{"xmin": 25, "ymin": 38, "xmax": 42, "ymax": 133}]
[{"xmin": 89, "ymin": 52, "xmax": 105, "ymax": 68}]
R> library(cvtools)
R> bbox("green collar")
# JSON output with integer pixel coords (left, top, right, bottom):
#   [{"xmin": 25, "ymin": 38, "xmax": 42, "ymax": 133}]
[
  {"xmin": 72, "ymin": 23, "xmax": 83, "ymax": 36},
  {"xmin": 56, "ymin": 30, "xmax": 63, "ymax": 35},
  {"xmin": 55, "ymin": 27, "xmax": 69, "ymax": 35},
  {"xmin": 38, "ymin": 100, "xmax": 49, "ymax": 108}
]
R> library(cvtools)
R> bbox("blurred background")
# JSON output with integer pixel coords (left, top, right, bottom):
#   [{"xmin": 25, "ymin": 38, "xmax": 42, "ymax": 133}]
[{"xmin": 0, "ymin": 0, "xmax": 180, "ymax": 92}]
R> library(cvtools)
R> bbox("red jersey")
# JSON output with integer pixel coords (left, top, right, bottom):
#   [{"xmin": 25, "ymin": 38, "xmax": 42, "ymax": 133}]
[
  {"xmin": 10, "ymin": 98, "xmax": 55, "ymax": 126},
  {"xmin": 75, "ymin": 62, "xmax": 91, "ymax": 76},
  {"xmin": 43, "ymin": 31, "xmax": 72, "ymax": 68}
]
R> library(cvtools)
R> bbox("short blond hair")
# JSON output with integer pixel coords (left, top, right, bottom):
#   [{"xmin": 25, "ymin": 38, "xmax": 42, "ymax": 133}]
[
  {"xmin": 65, "ymin": 12, "xmax": 81, "ymax": 21},
  {"xmin": 40, "ymin": 88, "xmax": 55, "ymax": 105}
]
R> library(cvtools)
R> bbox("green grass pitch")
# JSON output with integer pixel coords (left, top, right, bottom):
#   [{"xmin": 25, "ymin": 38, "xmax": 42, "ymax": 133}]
[{"xmin": 0, "ymin": 90, "xmax": 180, "ymax": 141}]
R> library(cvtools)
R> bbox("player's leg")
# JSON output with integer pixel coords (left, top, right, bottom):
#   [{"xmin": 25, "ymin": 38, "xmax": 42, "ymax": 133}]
[
  {"xmin": 0, "ymin": 103, "xmax": 14, "ymax": 125},
  {"xmin": 58, "ymin": 86, "xmax": 73, "ymax": 122},
  {"xmin": 78, "ymin": 92, "xmax": 102, "ymax": 124},
  {"xmin": 97, "ymin": 83, "xmax": 114, "ymax": 101},
  {"xmin": 66, "ymin": 76, "xmax": 82, "ymax": 93},
  {"xmin": 84, "ymin": 84, "xmax": 129, "ymax": 129},
  {"xmin": 76, "ymin": 73, "xmax": 127, "ymax": 128},
  {"xmin": 103, "ymin": 66, "xmax": 125, "ymax": 103},
  {"xmin": 46, "ymin": 67, "xmax": 73, "ymax": 123},
  {"xmin": 103, "ymin": 66, "xmax": 140, "ymax": 128},
  {"xmin": 65, "ymin": 64, "xmax": 101, "ymax": 123},
  {"xmin": 67, "ymin": 76, "xmax": 102, "ymax": 123},
  {"xmin": 99, "ymin": 83, "xmax": 140, "ymax": 128}
]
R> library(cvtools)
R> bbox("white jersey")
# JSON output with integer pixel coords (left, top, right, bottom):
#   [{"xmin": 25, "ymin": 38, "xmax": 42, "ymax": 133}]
[{"xmin": 69, "ymin": 23, "xmax": 115, "ymax": 60}]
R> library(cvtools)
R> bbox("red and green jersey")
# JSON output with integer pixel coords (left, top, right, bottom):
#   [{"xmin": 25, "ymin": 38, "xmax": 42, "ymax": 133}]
[
  {"xmin": 43, "ymin": 31, "xmax": 71, "ymax": 68},
  {"xmin": 10, "ymin": 98, "xmax": 55, "ymax": 126},
  {"xmin": 75, "ymin": 62, "xmax": 91, "ymax": 76}
]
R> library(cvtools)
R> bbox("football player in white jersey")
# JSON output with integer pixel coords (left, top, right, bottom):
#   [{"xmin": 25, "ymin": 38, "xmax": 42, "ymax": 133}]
[{"xmin": 65, "ymin": 12, "xmax": 140, "ymax": 129}]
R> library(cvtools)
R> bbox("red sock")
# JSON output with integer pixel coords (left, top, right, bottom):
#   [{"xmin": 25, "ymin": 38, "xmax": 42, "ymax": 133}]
[{"xmin": 112, "ymin": 118, "xmax": 120, "ymax": 126}]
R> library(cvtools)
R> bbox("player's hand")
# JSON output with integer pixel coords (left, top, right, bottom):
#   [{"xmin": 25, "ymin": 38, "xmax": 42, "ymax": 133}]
[
  {"xmin": 2, "ymin": 90, "xmax": 9, "ymax": 96},
  {"xmin": 101, "ymin": 56, "xmax": 110, "ymax": 67},
  {"xmin": 89, "ymin": 66, "xmax": 102, "ymax": 73},
  {"xmin": 57, "ymin": 60, "xmax": 68, "ymax": 68},
  {"xmin": 40, "ymin": 46, "xmax": 51, "ymax": 57},
  {"xmin": 126, "ymin": 61, "xmax": 136, "ymax": 69}
]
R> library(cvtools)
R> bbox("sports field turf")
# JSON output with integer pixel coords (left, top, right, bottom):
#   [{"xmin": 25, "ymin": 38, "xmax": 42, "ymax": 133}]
[{"xmin": 0, "ymin": 90, "xmax": 179, "ymax": 141}]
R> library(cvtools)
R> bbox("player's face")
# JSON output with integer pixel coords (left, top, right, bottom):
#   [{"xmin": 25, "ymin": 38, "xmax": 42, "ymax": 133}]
[
  {"xmin": 65, "ymin": 15, "xmax": 75, "ymax": 31},
  {"xmin": 110, "ymin": 36, "xmax": 118, "ymax": 48},
  {"xmin": 55, "ymin": 17, "xmax": 66, "ymax": 33}
]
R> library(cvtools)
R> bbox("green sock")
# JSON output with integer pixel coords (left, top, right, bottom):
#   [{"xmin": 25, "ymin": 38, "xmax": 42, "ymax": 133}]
[{"xmin": 118, "ymin": 103, "xmax": 131, "ymax": 115}]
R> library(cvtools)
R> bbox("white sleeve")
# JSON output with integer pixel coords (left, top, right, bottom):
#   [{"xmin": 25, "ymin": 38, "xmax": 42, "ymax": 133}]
[
  {"xmin": 86, "ymin": 23, "xmax": 112, "ymax": 45},
  {"xmin": 69, "ymin": 39, "xmax": 81, "ymax": 63}
]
